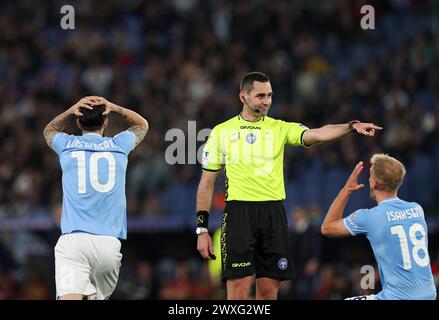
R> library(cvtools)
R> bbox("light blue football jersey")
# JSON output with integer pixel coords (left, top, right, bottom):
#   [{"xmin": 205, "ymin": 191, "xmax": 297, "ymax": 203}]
[
  {"xmin": 344, "ymin": 197, "xmax": 437, "ymax": 300},
  {"xmin": 52, "ymin": 131, "xmax": 136, "ymax": 240}
]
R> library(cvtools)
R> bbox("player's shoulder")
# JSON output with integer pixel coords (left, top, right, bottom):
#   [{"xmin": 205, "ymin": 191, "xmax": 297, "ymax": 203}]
[
  {"xmin": 351, "ymin": 207, "xmax": 372, "ymax": 217},
  {"xmin": 407, "ymin": 200, "xmax": 422, "ymax": 209},
  {"xmin": 54, "ymin": 133, "xmax": 78, "ymax": 145},
  {"xmin": 51, "ymin": 132, "xmax": 74, "ymax": 151},
  {"xmin": 111, "ymin": 130, "xmax": 136, "ymax": 152},
  {"xmin": 54, "ymin": 132, "xmax": 74, "ymax": 140},
  {"xmin": 346, "ymin": 208, "xmax": 376, "ymax": 228},
  {"xmin": 380, "ymin": 197, "xmax": 421, "ymax": 209},
  {"xmin": 113, "ymin": 130, "xmax": 132, "ymax": 138},
  {"xmin": 406, "ymin": 200, "xmax": 425, "ymax": 214}
]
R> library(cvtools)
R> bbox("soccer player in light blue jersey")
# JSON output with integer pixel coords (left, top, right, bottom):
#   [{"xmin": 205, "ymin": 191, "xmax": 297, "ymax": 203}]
[
  {"xmin": 321, "ymin": 154, "xmax": 436, "ymax": 300},
  {"xmin": 43, "ymin": 96, "xmax": 148, "ymax": 300}
]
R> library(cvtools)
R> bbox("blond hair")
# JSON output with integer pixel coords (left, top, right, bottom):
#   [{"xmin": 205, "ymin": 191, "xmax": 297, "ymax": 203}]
[{"xmin": 370, "ymin": 153, "xmax": 406, "ymax": 192}]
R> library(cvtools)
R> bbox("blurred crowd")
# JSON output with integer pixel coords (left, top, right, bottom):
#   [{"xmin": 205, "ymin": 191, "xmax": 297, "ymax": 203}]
[
  {"xmin": 1, "ymin": 0, "xmax": 439, "ymax": 299},
  {"xmin": 1, "ymin": 0, "xmax": 439, "ymax": 219}
]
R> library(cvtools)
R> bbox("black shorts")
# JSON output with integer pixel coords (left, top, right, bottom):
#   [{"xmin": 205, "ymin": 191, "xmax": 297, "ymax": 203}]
[{"xmin": 220, "ymin": 200, "xmax": 294, "ymax": 282}]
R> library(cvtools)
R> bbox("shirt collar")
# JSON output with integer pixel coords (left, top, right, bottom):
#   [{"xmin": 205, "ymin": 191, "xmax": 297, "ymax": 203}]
[
  {"xmin": 379, "ymin": 197, "xmax": 400, "ymax": 205},
  {"xmin": 237, "ymin": 113, "xmax": 265, "ymax": 123},
  {"xmin": 83, "ymin": 132, "xmax": 102, "ymax": 137}
]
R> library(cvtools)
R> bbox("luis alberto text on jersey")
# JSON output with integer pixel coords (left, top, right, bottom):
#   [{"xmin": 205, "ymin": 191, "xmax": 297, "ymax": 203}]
[
  {"xmin": 201, "ymin": 115, "xmax": 308, "ymax": 201},
  {"xmin": 343, "ymin": 198, "xmax": 437, "ymax": 300},
  {"xmin": 51, "ymin": 131, "xmax": 136, "ymax": 240}
]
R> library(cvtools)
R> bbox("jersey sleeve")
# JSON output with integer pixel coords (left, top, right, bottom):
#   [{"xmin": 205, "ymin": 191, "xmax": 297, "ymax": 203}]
[
  {"xmin": 201, "ymin": 126, "xmax": 223, "ymax": 172},
  {"xmin": 343, "ymin": 208, "xmax": 371, "ymax": 236},
  {"xmin": 282, "ymin": 121, "xmax": 309, "ymax": 147},
  {"xmin": 113, "ymin": 130, "xmax": 136, "ymax": 154},
  {"xmin": 51, "ymin": 132, "xmax": 71, "ymax": 155}
]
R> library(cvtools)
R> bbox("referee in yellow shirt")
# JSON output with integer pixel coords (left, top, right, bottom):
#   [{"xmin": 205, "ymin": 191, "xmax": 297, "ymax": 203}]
[{"xmin": 196, "ymin": 72, "xmax": 382, "ymax": 300}]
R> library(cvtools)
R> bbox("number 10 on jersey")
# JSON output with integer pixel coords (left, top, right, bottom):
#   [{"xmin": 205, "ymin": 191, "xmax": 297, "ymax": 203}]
[{"xmin": 71, "ymin": 151, "xmax": 116, "ymax": 193}]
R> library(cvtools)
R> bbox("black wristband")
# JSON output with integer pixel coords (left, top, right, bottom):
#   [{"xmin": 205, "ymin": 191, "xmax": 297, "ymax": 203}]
[
  {"xmin": 197, "ymin": 211, "xmax": 209, "ymax": 228},
  {"xmin": 348, "ymin": 120, "xmax": 361, "ymax": 133}
]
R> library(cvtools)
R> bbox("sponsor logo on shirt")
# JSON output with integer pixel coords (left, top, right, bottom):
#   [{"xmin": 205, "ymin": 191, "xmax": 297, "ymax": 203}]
[{"xmin": 240, "ymin": 126, "xmax": 261, "ymax": 130}]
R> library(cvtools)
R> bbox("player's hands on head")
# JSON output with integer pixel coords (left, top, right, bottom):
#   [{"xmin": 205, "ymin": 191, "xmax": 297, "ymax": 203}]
[
  {"xmin": 84, "ymin": 96, "xmax": 113, "ymax": 115},
  {"xmin": 197, "ymin": 233, "xmax": 216, "ymax": 260},
  {"xmin": 75, "ymin": 96, "xmax": 113, "ymax": 116},
  {"xmin": 353, "ymin": 123, "xmax": 383, "ymax": 136},
  {"xmin": 344, "ymin": 161, "xmax": 365, "ymax": 193},
  {"xmin": 71, "ymin": 97, "xmax": 97, "ymax": 117}
]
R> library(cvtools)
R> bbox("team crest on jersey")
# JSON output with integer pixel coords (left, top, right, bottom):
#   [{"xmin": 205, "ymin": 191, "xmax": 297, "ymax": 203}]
[
  {"xmin": 278, "ymin": 258, "xmax": 288, "ymax": 270},
  {"xmin": 245, "ymin": 133, "xmax": 256, "ymax": 144}
]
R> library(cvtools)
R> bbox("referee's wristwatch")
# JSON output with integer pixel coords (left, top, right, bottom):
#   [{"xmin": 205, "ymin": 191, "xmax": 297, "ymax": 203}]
[
  {"xmin": 196, "ymin": 227, "xmax": 208, "ymax": 235},
  {"xmin": 348, "ymin": 120, "xmax": 361, "ymax": 133}
]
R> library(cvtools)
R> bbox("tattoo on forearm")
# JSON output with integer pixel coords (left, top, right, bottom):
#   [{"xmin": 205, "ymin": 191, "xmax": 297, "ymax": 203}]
[
  {"xmin": 43, "ymin": 111, "xmax": 73, "ymax": 147},
  {"xmin": 117, "ymin": 106, "xmax": 138, "ymax": 127},
  {"xmin": 115, "ymin": 106, "xmax": 148, "ymax": 145},
  {"xmin": 127, "ymin": 125, "xmax": 148, "ymax": 146}
]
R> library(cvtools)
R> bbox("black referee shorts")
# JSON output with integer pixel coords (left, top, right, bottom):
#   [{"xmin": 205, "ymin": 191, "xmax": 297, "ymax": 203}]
[{"xmin": 220, "ymin": 200, "xmax": 294, "ymax": 282}]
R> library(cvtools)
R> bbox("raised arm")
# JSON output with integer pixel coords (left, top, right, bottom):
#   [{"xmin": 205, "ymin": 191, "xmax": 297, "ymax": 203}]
[
  {"xmin": 303, "ymin": 121, "xmax": 383, "ymax": 146},
  {"xmin": 321, "ymin": 161, "xmax": 365, "ymax": 238},
  {"xmin": 43, "ymin": 97, "xmax": 94, "ymax": 148},
  {"xmin": 196, "ymin": 170, "xmax": 220, "ymax": 260},
  {"xmin": 90, "ymin": 96, "xmax": 149, "ymax": 147}
]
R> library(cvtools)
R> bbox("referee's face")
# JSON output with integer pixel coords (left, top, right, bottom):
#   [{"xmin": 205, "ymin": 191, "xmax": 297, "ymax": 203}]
[{"xmin": 245, "ymin": 81, "xmax": 273, "ymax": 116}]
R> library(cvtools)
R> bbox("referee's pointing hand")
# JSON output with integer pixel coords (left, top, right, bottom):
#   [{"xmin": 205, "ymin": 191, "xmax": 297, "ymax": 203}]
[{"xmin": 352, "ymin": 122, "xmax": 383, "ymax": 136}]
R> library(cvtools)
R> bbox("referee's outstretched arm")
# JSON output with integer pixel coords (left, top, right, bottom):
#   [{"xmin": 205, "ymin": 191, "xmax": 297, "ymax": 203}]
[
  {"xmin": 196, "ymin": 170, "xmax": 219, "ymax": 260},
  {"xmin": 302, "ymin": 122, "xmax": 383, "ymax": 146}
]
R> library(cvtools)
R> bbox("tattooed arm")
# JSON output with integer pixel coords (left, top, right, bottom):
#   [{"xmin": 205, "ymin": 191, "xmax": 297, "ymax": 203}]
[
  {"xmin": 111, "ymin": 105, "xmax": 148, "ymax": 147},
  {"xmin": 90, "ymin": 97, "xmax": 149, "ymax": 147},
  {"xmin": 43, "ymin": 97, "xmax": 94, "ymax": 148}
]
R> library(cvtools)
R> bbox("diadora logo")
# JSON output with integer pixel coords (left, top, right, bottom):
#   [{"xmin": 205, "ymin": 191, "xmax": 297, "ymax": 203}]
[
  {"xmin": 240, "ymin": 126, "xmax": 261, "ymax": 130},
  {"xmin": 232, "ymin": 262, "xmax": 251, "ymax": 268}
]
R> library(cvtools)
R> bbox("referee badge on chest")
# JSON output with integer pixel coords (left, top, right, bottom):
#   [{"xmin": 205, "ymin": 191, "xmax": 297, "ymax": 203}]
[
  {"xmin": 245, "ymin": 133, "xmax": 256, "ymax": 144},
  {"xmin": 230, "ymin": 132, "xmax": 240, "ymax": 143}
]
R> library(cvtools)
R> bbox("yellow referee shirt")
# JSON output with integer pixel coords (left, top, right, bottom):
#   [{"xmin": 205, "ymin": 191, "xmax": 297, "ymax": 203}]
[{"xmin": 201, "ymin": 114, "xmax": 309, "ymax": 201}]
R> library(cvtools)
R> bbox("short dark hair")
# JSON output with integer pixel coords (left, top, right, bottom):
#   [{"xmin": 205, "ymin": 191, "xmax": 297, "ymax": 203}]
[
  {"xmin": 78, "ymin": 104, "xmax": 107, "ymax": 130},
  {"xmin": 240, "ymin": 72, "xmax": 270, "ymax": 93}
]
